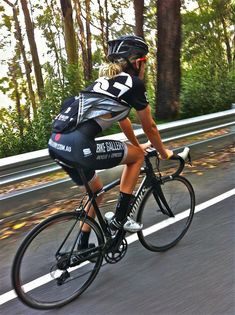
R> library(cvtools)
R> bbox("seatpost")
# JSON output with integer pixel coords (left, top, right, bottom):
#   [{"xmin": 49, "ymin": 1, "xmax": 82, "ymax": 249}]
[{"xmin": 77, "ymin": 168, "xmax": 94, "ymax": 199}]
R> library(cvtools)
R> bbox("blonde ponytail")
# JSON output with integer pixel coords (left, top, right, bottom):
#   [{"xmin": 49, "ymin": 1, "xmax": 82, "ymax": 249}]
[{"xmin": 99, "ymin": 59, "xmax": 128, "ymax": 78}]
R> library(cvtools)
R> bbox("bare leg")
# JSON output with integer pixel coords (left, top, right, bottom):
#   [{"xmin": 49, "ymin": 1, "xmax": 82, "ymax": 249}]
[
  {"xmin": 109, "ymin": 144, "xmax": 145, "ymax": 229},
  {"xmin": 120, "ymin": 144, "xmax": 144, "ymax": 194},
  {"xmin": 82, "ymin": 175, "xmax": 103, "ymax": 232},
  {"xmin": 81, "ymin": 144, "xmax": 144, "ymax": 232}
]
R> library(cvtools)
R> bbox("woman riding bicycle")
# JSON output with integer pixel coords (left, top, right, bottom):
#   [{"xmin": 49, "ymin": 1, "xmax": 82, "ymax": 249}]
[{"xmin": 48, "ymin": 35, "xmax": 173, "ymax": 249}]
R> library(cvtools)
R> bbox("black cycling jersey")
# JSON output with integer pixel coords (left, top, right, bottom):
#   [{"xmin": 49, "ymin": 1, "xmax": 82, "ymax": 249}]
[
  {"xmin": 86, "ymin": 72, "xmax": 148, "ymax": 111},
  {"xmin": 48, "ymin": 72, "xmax": 148, "ymax": 185}
]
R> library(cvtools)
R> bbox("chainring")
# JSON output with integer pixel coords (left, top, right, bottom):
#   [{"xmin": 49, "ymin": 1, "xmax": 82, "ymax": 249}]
[{"xmin": 104, "ymin": 238, "xmax": 128, "ymax": 264}]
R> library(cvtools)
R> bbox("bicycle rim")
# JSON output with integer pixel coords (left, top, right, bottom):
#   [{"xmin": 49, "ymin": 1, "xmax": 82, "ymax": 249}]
[
  {"xmin": 137, "ymin": 176, "xmax": 195, "ymax": 251},
  {"xmin": 12, "ymin": 212, "xmax": 104, "ymax": 309}
]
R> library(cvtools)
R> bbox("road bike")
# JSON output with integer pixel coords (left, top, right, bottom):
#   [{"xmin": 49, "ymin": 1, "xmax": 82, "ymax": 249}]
[{"xmin": 12, "ymin": 147, "xmax": 195, "ymax": 309}]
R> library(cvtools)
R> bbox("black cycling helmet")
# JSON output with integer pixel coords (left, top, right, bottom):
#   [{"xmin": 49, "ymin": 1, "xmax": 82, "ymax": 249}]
[{"xmin": 108, "ymin": 35, "xmax": 149, "ymax": 62}]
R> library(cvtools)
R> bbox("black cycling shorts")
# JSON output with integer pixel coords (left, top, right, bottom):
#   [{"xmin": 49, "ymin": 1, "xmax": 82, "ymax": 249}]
[{"xmin": 48, "ymin": 130, "xmax": 127, "ymax": 185}]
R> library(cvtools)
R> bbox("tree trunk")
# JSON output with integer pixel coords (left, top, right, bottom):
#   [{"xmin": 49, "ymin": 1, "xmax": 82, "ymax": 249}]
[
  {"xmin": 133, "ymin": 0, "xmax": 144, "ymax": 37},
  {"xmin": 85, "ymin": 0, "xmax": 92, "ymax": 81},
  {"xmin": 220, "ymin": 15, "xmax": 232, "ymax": 67},
  {"xmin": 20, "ymin": 0, "xmax": 44, "ymax": 102},
  {"xmin": 13, "ymin": 5, "xmax": 37, "ymax": 118},
  {"xmin": 233, "ymin": 34, "xmax": 235, "ymax": 64},
  {"xmin": 104, "ymin": 0, "xmax": 109, "ymax": 52},
  {"xmin": 74, "ymin": 0, "xmax": 89, "ymax": 80},
  {"xmin": 97, "ymin": 0, "xmax": 109, "ymax": 57},
  {"xmin": 156, "ymin": 0, "xmax": 181, "ymax": 120},
  {"xmin": 9, "ymin": 59, "xmax": 24, "ymax": 139},
  {"xmin": 45, "ymin": 0, "xmax": 64, "ymax": 87},
  {"xmin": 74, "ymin": 0, "xmax": 92, "ymax": 81},
  {"xmin": 3, "ymin": 0, "xmax": 37, "ymax": 117},
  {"xmin": 60, "ymin": 0, "xmax": 78, "ymax": 65}
]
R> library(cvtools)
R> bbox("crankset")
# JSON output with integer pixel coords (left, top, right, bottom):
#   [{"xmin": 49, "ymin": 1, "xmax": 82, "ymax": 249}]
[{"xmin": 104, "ymin": 238, "xmax": 128, "ymax": 264}]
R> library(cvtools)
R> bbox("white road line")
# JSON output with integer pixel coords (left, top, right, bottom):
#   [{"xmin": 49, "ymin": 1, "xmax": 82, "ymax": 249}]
[
  {"xmin": 127, "ymin": 188, "xmax": 235, "ymax": 244},
  {"xmin": 1, "ymin": 188, "xmax": 234, "ymax": 306}
]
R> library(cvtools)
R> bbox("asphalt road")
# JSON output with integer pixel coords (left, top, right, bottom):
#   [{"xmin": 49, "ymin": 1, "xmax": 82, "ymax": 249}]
[{"xmin": 0, "ymin": 146, "xmax": 234, "ymax": 315}]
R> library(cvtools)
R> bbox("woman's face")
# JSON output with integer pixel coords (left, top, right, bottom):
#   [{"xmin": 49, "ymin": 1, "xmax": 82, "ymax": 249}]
[{"xmin": 138, "ymin": 61, "xmax": 146, "ymax": 80}]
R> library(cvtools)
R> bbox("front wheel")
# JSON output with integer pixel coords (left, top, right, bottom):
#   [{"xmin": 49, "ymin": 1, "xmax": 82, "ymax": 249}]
[
  {"xmin": 12, "ymin": 211, "xmax": 104, "ymax": 309},
  {"xmin": 137, "ymin": 176, "xmax": 195, "ymax": 252}
]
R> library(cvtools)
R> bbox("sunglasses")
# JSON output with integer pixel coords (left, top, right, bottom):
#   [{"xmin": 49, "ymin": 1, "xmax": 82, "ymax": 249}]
[{"xmin": 136, "ymin": 56, "xmax": 148, "ymax": 63}]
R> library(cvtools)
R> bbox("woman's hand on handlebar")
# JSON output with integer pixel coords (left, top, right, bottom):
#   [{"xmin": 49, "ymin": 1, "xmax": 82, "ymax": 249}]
[
  {"xmin": 140, "ymin": 142, "xmax": 173, "ymax": 159},
  {"xmin": 159, "ymin": 148, "xmax": 174, "ymax": 160},
  {"xmin": 139, "ymin": 142, "xmax": 152, "ymax": 152}
]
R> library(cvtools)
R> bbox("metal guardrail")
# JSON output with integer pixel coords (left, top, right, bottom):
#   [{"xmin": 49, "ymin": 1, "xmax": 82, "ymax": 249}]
[
  {"xmin": 1, "ymin": 108, "xmax": 235, "ymax": 187},
  {"xmin": 0, "ymin": 109, "xmax": 235, "ymax": 221}
]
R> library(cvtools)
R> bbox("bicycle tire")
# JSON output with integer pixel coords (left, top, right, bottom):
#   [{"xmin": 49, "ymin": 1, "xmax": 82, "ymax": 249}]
[
  {"xmin": 137, "ymin": 176, "xmax": 195, "ymax": 252},
  {"xmin": 12, "ymin": 211, "xmax": 104, "ymax": 309}
]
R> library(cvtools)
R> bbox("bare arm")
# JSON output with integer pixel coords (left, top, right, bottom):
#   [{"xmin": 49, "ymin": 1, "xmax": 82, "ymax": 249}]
[
  {"xmin": 118, "ymin": 117, "xmax": 140, "ymax": 147},
  {"xmin": 137, "ymin": 105, "xmax": 172, "ymax": 159}
]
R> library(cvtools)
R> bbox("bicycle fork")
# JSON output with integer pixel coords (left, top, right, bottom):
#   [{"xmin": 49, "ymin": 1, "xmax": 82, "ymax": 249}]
[{"xmin": 152, "ymin": 181, "xmax": 175, "ymax": 217}]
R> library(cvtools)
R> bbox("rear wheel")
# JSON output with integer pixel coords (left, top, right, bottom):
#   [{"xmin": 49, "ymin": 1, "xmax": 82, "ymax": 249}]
[
  {"xmin": 137, "ymin": 176, "xmax": 195, "ymax": 251},
  {"xmin": 12, "ymin": 211, "xmax": 104, "ymax": 309}
]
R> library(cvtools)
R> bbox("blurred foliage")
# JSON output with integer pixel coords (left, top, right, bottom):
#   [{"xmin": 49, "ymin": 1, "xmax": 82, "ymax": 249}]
[
  {"xmin": 0, "ymin": 0, "xmax": 234, "ymax": 158},
  {"xmin": 181, "ymin": 63, "xmax": 234, "ymax": 117},
  {"xmin": 180, "ymin": 0, "xmax": 235, "ymax": 117}
]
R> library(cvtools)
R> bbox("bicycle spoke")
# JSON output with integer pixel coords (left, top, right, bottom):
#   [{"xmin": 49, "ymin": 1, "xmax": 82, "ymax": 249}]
[{"xmin": 12, "ymin": 212, "xmax": 104, "ymax": 309}]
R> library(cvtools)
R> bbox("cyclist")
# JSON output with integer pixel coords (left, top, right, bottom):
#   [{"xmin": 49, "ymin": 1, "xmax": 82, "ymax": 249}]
[{"xmin": 48, "ymin": 35, "xmax": 173, "ymax": 250}]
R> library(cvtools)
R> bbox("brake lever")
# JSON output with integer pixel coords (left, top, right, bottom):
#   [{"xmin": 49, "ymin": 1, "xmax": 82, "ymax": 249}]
[{"xmin": 188, "ymin": 152, "xmax": 192, "ymax": 166}]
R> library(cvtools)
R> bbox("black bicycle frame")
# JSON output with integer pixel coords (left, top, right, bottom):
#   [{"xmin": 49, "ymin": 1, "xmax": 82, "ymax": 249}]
[
  {"xmin": 77, "ymin": 168, "xmax": 113, "ymax": 238},
  {"xmin": 129, "ymin": 155, "xmax": 175, "ymax": 218},
  {"xmin": 77, "ymin": 151, "xmax": 178, "ymax": 238}
]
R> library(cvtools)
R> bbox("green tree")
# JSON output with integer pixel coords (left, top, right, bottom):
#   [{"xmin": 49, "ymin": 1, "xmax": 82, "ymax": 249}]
[
  {"xmin": 181, "ymin": 0, "xmax": 235, "ymax": 117},
  {"xmin": 3, "ymin": 0, "xmax": 37, "ymax": 118},
  {"xmin": 20, "ymin": 0, "xmax": 45, "ymax": 101}
]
